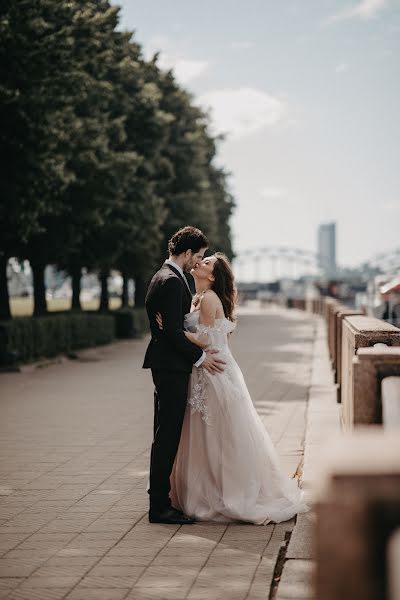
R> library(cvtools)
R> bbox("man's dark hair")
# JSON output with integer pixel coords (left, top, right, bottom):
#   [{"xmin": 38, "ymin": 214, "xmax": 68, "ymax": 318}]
[{"xmin": 168, "ymin": 226, "xmax": 209, "ymax": 256}]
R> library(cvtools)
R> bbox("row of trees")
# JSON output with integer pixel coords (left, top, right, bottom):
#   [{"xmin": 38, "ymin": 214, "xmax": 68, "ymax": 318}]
[{"xmin": 0, "ymin": 0, "xmax": 234, "ymax": 320}]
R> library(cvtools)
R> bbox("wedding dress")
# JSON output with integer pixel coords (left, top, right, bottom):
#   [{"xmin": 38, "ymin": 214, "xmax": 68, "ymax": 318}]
[{"xmin": 170, "ymin": 311, "xmax": 309, "ymax": 524}]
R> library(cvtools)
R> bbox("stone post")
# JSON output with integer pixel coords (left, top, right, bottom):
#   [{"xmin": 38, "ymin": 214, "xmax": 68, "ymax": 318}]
[
  {"xmin": 341, "ymin": 316, "xmax": 400, "ymax": 430},
  {"xmin": 352, "ymin": 347, "xmax": 400, "ymax": 425},
  {"xmin": 335, "ymin": 307, "xmax": 364, "ymax": 400},
  {"xmin": 314, "ymin": 429, "xmax": 400, "ymax": 600}
]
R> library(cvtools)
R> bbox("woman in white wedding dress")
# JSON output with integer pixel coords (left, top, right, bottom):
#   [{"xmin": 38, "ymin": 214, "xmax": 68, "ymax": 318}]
[{"xmin": 167, "ymin": 253, "xmax": 309, "ymax": 525}]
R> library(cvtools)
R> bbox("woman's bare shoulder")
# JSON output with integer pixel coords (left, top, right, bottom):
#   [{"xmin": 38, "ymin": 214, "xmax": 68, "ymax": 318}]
[
  {"xmin": 201, "ymin": 289, "xmax": 223, "ymax": 311},
  {"xmin": 202, "ymin": 289, "xmax": 220, "ymax": 303}
]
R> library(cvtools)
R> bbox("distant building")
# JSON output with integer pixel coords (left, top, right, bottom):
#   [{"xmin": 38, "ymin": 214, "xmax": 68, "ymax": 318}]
[{"xmin": 318, "ymin": 222, "xmax": 337, "ymax": 277}]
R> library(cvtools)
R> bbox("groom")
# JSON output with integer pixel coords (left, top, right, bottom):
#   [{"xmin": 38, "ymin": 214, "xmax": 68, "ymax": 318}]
[{"xmin": 143, "ymin": 226, "xmax": 225, "ymax": 524}]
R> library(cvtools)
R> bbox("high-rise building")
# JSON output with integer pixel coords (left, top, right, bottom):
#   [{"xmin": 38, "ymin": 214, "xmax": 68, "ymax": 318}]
[{"xmin": 318, "ymin": 222, "xmax": 337, "ymax": 277}]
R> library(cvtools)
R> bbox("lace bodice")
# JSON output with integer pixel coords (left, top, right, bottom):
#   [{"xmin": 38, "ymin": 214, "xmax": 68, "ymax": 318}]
[{"xmin": 184, "ymin": 311, "xmax": 236, "ymax": 350}]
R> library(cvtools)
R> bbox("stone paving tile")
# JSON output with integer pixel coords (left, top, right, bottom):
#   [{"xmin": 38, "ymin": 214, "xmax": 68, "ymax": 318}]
[
  {"xmin": 0, "ymin": 306, "xmax": 315, "ymax": 600},
  {"xmin": 43, "ymin": 556, "xmax": 99, "ymax": 569},
  {"xmin": 0, "ymin": 557, "xmax": 43, "ymax": 578},
  {"xmin": 0, "ymin": 578, "xmax": 20, "ymax": 600},
  {"xmin": 87, "ymin": 565, "xmax": 145, "ymax": 578},
  {"xmin": 247, "ymin": 556, "xmax": 276, "ymax": 600},
  {"xmin": 10, "ymin": 532, "xmax": 76, "ymax": 552},
  {"xmin": 96, "ymin": 554, "xmax": 155, "ymax": 568},
  {"xmin": 125, "ymin": 588, "xmax": 188, "ymax": 600},
  {"xmin": 78, "ymin": 574, "xmax": 142, "ymax": 587},
  {"xmin": 67, "ymin": 589, "xmax": 130, "ymax": 600},
  {"xmin": 30, "ymin": 562, "xmax": 93, "ymax": 579},
  {"xmin": 56, "ymin": 532, "xmax": 124, "ymax": 557},
  {"xmin": 276, "ymin": 559, "xmax": 313, "ymax": 600},
  {"xmin": 22, "ymin": 500, "xmax": 77, "ymax": 514},
  {"xmin": 285, "ymin": 511, "xmax": 314, "ymax": 560},
  {"xmin": 206, "ymin": 546, "xmax": 260, "ymax": 568},
  {"xmin": 38, "ymin": 513, "xmax": 102, "ymax": 534},
  {"xmin": 0, "ymin": 534, "xmax": 31, "ymax": 556},
  {"xmin": 4, "ymin": 548, "xmax": 59, "ymax": 562},
  {"xmin": 6, "ymin": 586, "xmax": 71, "ymax": 600},
  {"xmin": 14, "ymin": 575, "xmax": 82, "ymax": 587}
]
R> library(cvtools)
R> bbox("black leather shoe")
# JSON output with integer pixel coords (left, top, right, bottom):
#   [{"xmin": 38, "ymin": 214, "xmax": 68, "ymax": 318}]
[{"xmin": 149, "ymin": 507, "xmax": 195, "ymax": 524}]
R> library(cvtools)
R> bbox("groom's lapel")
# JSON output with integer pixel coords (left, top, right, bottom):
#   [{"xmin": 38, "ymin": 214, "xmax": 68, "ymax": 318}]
[{"xmin": 166, "ymin": 264, "xmax": 193, "ymax": 301}]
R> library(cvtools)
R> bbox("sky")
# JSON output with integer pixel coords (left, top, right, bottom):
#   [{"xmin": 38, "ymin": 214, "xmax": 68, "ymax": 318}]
[{"xmin": 112, "ymin": 0, "xmax": 400, "ymax": 269}]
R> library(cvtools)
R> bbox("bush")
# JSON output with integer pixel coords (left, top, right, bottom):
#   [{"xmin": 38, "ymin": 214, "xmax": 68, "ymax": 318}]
[
  {"xmin": 113, "ymin": 307, "xmax": 148, "ymax": 339},
  {"xmin": 0, "ymin": 313, "xmax": 115, "ymax": 366}
]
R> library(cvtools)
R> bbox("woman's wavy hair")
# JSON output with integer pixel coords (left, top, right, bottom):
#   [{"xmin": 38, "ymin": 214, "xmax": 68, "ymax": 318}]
[{"xmin": 211, "ymin": 252, "xmax": 237, "ymax": 322}]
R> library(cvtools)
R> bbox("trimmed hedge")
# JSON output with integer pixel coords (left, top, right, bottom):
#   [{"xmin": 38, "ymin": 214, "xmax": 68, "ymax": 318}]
[
  {"xmin": 113, "ymin": 307, "xmax": 148, "ymax": 339},
  {"xmin": 0, "ymin": 312, "xmax": 115, "ymax": 366}
]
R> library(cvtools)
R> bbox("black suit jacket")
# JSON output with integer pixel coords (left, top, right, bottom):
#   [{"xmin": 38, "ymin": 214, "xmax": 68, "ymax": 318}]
[{"xmin": 143, "ymin": 263, "xmax": 203, "ymax": 372}]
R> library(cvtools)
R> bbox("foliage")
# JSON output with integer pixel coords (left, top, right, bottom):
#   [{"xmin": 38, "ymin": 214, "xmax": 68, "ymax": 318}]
[
  {"xmin": 0, "ymin": 313, "xmax": 114, "ymax": 365},
  {"xmin": 0, "ymin": 0, "xmax": 235, "ymax": 323},
  {"xmin": 113, "ymin": 307, "xmax": 148, "ymax": 339}
]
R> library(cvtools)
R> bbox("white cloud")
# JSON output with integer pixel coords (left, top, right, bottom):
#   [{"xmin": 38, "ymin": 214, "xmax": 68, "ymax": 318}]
[
  {"xmin": 197, "ymin": 87, "xmax": 287, "ymax": 140},
  {"xmin": 325, "ymin": 0, "xmax": 387, "ymax": 24},
  {"xmin": 335, "ymin": 63, "xmax": 349, "ymax": 73},
  {"xmin": 230, "ymin": 41, "xmax": 255, "ymax": 49},
  {"xmin": 145, "ymin": 35, "xmax": 209, "ymax": 85},
  {"xmin": 260, "ymin": 187, "xmax": 287, "ymax": 199},
  {"xmin": 173, "ymin": 60, "xmax": 209, "ymax": 83}
]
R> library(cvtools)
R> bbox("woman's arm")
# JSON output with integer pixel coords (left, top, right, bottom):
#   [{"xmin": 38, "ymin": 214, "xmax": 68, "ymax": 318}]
[
  {"xmin": 155, "ymin": 312, "xmax": 209, "ymax": 348},
  {"xmin": 199, "ymin": 292, "xmax": 218, "ymax": 327},
  {"xmin": 184, "ymin": 330, "xmax": 209, "ymax": 349}
]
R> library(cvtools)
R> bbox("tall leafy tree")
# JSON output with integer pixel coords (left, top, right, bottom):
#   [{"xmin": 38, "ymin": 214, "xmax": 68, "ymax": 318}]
[
  {"xmin": 0, "ymin": 1, "xmax": 236, "ymax": 320},
  {"xmin": 154, "ymin": 70, "xmax": 218, "ymax": 258},
  {"xmin": 58, "ymin": 2, "xmax": 141, "ymax": 311},
  {"xmin": 20, "ymin": 1, "xmax": 138, "ymax": 315},
  {"xmin": 0, "ymin": 0, "xmax": 79, "ymax": 318}
]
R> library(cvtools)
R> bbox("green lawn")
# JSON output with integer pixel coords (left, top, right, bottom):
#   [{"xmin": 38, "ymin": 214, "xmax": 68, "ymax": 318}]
[{"xmin": 10, "ymin": 297, "xmax": 123, "ymax": 317}]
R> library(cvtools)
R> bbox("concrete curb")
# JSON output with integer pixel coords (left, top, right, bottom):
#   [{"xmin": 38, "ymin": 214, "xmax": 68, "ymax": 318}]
[{"xmin": 276, "ymin": 316, "xmax": 341, "ymax": 600}]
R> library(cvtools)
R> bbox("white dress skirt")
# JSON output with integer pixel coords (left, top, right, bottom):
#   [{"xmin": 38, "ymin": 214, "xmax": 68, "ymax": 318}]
[{"xmin": 170, "ymin": 311, "xmax": 309, "ymax": 525}]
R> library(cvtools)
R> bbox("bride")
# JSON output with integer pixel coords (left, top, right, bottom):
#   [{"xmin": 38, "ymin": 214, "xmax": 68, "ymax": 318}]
[{"xmin": 160, "ymin": 252, "xmax": 308, "ymax": 524}]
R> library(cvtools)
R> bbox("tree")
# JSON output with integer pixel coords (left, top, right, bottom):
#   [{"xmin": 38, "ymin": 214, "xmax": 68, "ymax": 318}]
[
  {"xmin": 20, "ymin": 1, "xmax": 138, "ymax": 315},
  {"xmin": 0, "ymin": 1, "xmax": 236, "ymax": 320},
  {"xmin": 0, "ymin": 0, "xmax": 79, "ymax": 318},
  {"xmin": 154, "ymin": 70, "xmax": 218, "ymax": 259}
]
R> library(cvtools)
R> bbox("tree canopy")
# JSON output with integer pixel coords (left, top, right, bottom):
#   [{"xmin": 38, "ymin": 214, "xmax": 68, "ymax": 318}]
[{"xmin": 0, "ymin": 0, "xmax": 235, "ymax": 318}]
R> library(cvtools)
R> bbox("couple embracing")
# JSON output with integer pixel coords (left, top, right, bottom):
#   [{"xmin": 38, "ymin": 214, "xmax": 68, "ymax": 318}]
[{"xmin": 143, "ymin": 226, "xmax": 308, "ymax": 525}]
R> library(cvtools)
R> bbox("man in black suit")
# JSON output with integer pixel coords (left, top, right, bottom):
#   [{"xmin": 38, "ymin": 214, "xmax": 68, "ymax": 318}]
[{"xmin": 143, "ymin": 226, "xmax": 225, "ymax": 524}]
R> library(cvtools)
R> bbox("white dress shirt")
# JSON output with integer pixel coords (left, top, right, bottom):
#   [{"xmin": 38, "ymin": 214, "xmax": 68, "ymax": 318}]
[{"xmin": 164, "ymin": 259, "xmax": 205, "ymax": 367}]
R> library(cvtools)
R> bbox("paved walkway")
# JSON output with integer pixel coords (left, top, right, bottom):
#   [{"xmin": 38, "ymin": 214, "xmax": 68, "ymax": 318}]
[{"xmin": 0, "ymin": 305, "xmax": 316, "ymax": 600}]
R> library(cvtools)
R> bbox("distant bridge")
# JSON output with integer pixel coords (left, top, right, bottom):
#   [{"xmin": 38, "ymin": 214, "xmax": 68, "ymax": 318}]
[
  {"xmin": 232, "ymin": 246, "xmax": 321, "ymax": 282},
  {"xmin": 233, "ymin": 245, "xmax": 400, "ymax": 283}
]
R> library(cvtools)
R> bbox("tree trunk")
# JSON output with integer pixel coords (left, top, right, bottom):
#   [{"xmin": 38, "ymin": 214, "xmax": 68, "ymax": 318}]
[
  {"xmin": 71, "ymin": 265, "xmax": 82, "ymax": 311},
  {"xmin": 134, "ymin": 274, "xmax": 146, "ymax": 308},
  {"xmin": 0, "ymin": 255, "xmax": 11, "ymax": 320},
  {"xmin": 99, "ymin": 268, "xmax": 109, "ymax": 312},
  {"xmin": 121, "ymin": 271, "xmax": 129, "ymax": 308},
  {"xmin": 32, "ymin": 262, "xmax": 47, "ymax": 316}
]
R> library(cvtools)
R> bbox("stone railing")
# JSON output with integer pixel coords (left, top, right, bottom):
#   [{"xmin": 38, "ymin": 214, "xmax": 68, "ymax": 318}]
[
  {"xmin": 304, "ymin": 297, "xmax": 400, "ymax": 429},
  {"xmin": 297, "ymin": 297, "xmax": 400, "ymax": 599},
  {"xmin": 314, "ymin": 429, "xmax": 400, "ymax": 600}
]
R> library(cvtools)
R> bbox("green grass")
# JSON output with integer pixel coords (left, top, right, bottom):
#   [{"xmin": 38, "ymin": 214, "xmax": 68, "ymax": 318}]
[{"xmin": 10, "ymin": 297, "xmax": 123, "ymax": 317}]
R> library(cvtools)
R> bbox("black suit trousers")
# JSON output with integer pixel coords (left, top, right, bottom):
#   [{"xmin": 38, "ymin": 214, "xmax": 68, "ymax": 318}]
[{"xmin": 149, "ymin": 369, "xmax": 191, "ymax": 511}]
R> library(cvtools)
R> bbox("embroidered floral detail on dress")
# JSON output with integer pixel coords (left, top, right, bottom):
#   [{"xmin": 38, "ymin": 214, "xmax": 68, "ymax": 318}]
[
  {"xmin": 185, "ymin": 312, "xmax": 237, "ymax": 427},
  {"xmin": 188, "ymin": 367, "xmax": 211, "ymax": 425}
]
